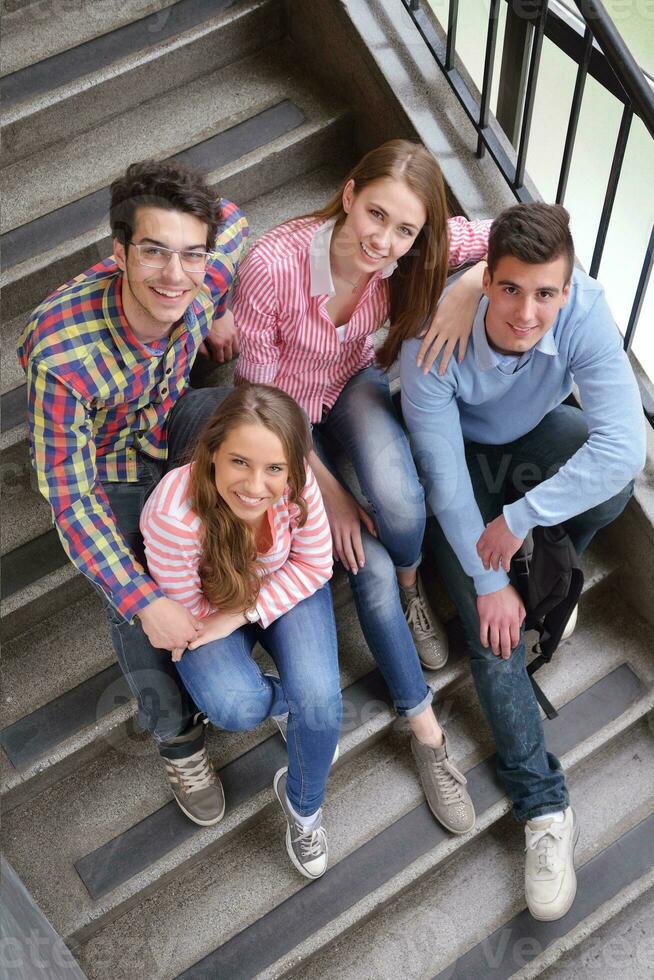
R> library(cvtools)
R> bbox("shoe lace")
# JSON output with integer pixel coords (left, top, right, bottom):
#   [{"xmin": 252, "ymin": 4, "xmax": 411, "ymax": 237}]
[
  {"xmin": 167, "ymin": 748, "xmax": 216, "ymax": 794},
  {"xmin": 293, "ymin": 823, "xmax": 327, "ymax": 859},
  {"xmin": 431, "ymin": 756, "xmax": 468, "ymax": 804},
  {"xmin": 404, "ymin": 594, "xmax": 435, "ymax": 639},
  {"xmin": 526, "ymin": 826, "xmax": 563, "ymax": 874}
]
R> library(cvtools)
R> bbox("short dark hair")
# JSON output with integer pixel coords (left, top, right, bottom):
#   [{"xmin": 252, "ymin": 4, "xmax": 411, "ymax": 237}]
[
  {"xmin": 110, "ymin": 160, "xmax": 222, "ymax": 250},
  {"xmin": 487, "ymin": 203, "xmax": 575, "ymax": 282}
]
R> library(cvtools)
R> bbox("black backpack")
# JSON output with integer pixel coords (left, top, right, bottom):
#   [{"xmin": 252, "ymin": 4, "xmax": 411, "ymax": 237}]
[{"xmin": 513, "ymin": 525, "xmax": 584, "ymax": 719}]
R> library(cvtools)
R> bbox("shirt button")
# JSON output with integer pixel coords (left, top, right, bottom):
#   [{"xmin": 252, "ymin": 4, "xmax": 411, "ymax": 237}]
[
  {"xmin": 161, "ymin": 386, "xmax": 168, "ymax": 395},
  {"xmin": 165, "ymin": 367, "xmax": 173, "ymax": 376}
]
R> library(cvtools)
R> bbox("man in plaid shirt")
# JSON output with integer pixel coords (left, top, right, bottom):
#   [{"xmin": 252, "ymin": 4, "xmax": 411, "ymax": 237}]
[{"xmin": 19, "ymin": 160, "xmax": 249, "ymax": 826}]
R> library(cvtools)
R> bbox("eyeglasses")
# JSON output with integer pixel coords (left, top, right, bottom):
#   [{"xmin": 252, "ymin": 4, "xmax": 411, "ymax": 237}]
[{"xmin": 127, "ymin": 241, "xmax": 212, "ymax": 273}]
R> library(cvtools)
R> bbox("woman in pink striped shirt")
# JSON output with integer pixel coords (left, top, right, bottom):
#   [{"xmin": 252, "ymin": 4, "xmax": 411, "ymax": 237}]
[
  {"xmin": 233, "ymin": 140, "xmax": 486, "ymax": 834},
  {"xmin": 141, "ymin": 385, "xmax": 341, "ymax": 880}
]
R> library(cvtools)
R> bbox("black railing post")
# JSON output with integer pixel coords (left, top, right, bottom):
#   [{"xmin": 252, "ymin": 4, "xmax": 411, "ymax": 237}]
[
  {"xmin": 624, "ymin": 224, "xmax": 654, "ymax": 354},
  {"xmin": 556, "ymin": 26, "xmax": 594, "ymax": 204},
  {"xmin": 496, "ymin": 2, "xmax": 532, "ymax": 147},
  {"xmin": 514, "ymin": 0, "xmax": 548, "ymax": 190},
  {"xmin": 445, "ymin": 0, "xmax": 459, "ymax": 72},
  {"xmin": 477, "ymin": 0, "xmax": 502, "ymax": 159},
  {"xmin": 589, "ymin": 103, "xmax": 633, "ymax": 278}
]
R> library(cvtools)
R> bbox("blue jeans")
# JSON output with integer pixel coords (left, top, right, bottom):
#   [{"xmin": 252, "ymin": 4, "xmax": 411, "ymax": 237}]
[
  {"xmin": 102, "ymin": 387, "xmax": 232, "ymax": 747},
  {"xmin": 313, "ymin": 366, "xmax": 432, "ymax": 717},
  {"xmin": 426, "ymin": 403, "xmax": 634, "ymax": 821},
  {"xmin": 175, "ymin": 584, "xmax": 342, "ymax": 816}
]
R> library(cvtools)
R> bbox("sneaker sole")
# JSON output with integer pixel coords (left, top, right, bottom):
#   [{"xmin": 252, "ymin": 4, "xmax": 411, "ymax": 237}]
[
  {"xmin": 528, "ymin": 812, "xmax": 580, "ymax": 921},
  {"xmin": 172, "ymin": 791, "xmax": 226, "ymax": 827},
  {"xmin": 273, "ymin": 770, "xmax": 328, "ymax": 880}
]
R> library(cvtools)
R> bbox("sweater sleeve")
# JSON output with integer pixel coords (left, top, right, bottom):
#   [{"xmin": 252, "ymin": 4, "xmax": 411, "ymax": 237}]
[
  {"xmin": 446, "ymin": 216, "xmax": 491, "ymax": 267},
  {"xmin": 504, "ymin": 289, "xmax": 647, "ymax": 538},
  {"xmin": 400, "ymin": 337, "xmax": 509, "ymax": 596},
  {"xmin": 255, "ymin": 466, "xmax": 334, "ymax": 627},
  {"xmin": 140, "ymin": 507, "xmax": 214, "ymax": 619}
]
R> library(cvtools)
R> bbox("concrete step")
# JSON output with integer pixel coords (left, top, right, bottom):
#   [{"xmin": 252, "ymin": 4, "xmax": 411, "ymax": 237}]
[
  {"xmin": 0, "ymin": 162, "xmax": 350, "ymax": 558},
  {"xmin": 2, "ymin": 0, "xmax": 285, "ymax": 167},
  {"xmin": 1, "ymin": 41, "xmax": 344, "ymax": 234},
  {"xmin": 1, "ymin": 72, "xmax": 350, "ymax": 327},
  {"xmin": 0, "ymin": 0, "xmax": 179, "ymax": 76},
  {"xmin": 2, "ymin": 578, "xmax": 650, "ymax": 961},
  {"xmin": 535, "ymin": 884, "xmax": 654, "ymax": 980},
  {"xmin": 287, "ymin": 721, "xmax": 654, "ymax": 980},
  {"xmin": 68, "ymin": 629, "xmax": 653, "ymax": 975},
  {"xmin": 0, "ymin": 566, "xmax": 374, "ymax": 811},
  {"xmin": 0, "ymin": 525, "xmax": 619, "ymax": 812}
]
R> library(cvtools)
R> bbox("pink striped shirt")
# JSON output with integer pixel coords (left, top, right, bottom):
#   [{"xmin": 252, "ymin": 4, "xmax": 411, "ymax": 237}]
[
  {"xmin": 233, "ymin": 214, "xmax": 491, "ymax": 421},
  {"xmin": 140, "ymin": 463, "xmax": 333, "ymax": 628}
]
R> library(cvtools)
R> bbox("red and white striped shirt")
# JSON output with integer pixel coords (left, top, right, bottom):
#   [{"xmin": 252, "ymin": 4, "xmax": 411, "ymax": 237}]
[
  {"xmin": 233, "ymin": 215, "xmax": 491, "ymax": 421},
  {"xmin": 140, "ymin": 463, "xmax": 333, "ymax": 628}
]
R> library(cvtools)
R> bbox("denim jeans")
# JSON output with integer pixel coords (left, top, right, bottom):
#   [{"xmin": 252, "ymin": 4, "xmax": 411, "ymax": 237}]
[
  {"xmin": 175, "ymin": 584, "xmax": 342, "ymax": 816},
  {"xmin": 313, "ymin": 365, "xmax": 432, "ymax": 717},
  {"xmin": 425, "ymin": 403, "xmax": 634, "ymax": 821},
  {"xmin": 102, "ymin": 387, "xmax": 232, "ymax": 745}
]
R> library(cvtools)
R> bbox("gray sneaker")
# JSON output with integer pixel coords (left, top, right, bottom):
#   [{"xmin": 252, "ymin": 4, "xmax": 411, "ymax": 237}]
[
  {"xmin": 273, "ymin": 768, "xmax": 328, "ymax": 879},
  {"xmin": 400, "ymin": 573, "xmax": 449, "ymax": 671},
  {"xmin": 411, "ymin": 730, "xmax": 475, "ymax": 834},
  {"xmin": 274, "ymin": 714, "xmax": 340, "ymax": 765},
  {"xmin": 161, "ymin": 717, "xmax": 225, "ymax": 826}
]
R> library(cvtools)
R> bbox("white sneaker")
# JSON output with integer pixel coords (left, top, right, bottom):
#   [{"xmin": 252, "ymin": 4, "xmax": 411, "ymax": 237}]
[
  {"xmin": 561, "ymin": 604, "xmax": 578, "ymax": 641},
  {"xmin": 525, "ymin": 807, "xmax": 579, "ymax": 920}
]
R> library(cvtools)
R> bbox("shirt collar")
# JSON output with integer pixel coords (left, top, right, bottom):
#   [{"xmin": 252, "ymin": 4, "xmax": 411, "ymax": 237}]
[
  {"xmin": 472, "ymin": 295, "xmax": 559, "ymax": 370},
  {"xmin": 309, "ymin": 217, "xmax": 398, "ymax": 297}
]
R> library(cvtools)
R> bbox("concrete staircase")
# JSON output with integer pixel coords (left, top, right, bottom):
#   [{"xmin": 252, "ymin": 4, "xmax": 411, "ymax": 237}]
[{"xmin": 1, "ymin": 1, "xmax": 653, "ymax": 978}]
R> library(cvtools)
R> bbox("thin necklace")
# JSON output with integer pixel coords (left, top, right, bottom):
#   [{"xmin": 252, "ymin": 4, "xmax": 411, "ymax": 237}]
[{"xmin": 334, "ymin": 270, "xmax": 362, "ymax": 293}]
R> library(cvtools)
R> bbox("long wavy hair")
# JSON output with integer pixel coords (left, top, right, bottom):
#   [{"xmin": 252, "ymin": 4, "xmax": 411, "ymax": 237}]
[
  {"xmin": 301, "ymin": 140, "xmax": 450, "ymax": 369},
  {"xmin": 188, "ymin": 385, "xmax": 312, "ymax": 612}
]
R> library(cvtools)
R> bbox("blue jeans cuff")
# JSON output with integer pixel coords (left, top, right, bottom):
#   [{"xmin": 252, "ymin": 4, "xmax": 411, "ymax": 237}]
[{"xmin": 397, "ymin": 687, "xmax": 433, "ymax": 718}]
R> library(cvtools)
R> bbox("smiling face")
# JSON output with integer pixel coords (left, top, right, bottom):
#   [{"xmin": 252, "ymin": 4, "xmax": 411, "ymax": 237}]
[
  {"xmin": 212, "ymin": 422, "xmax": 289, "ymax": 527},
  {"xmin": 113, "ymin": 206, "xmax": 209, "ymax": 343},
  {"xmin": 482, "ymin": 254, "xmax": 571, "ymax": 355},
  {"xmin": 331, "ymin": 176, "xmax": 427, "ymax": 276}
]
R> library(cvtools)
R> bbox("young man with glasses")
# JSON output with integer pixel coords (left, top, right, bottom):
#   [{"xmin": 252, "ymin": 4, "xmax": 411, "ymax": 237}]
[
  {"xmin": 400, "ymin": 202, "xmax": 646, "ymax": 921},
  {"xmin": 18, "ymin": 160, "xmax": 248, "ymax": 826}
]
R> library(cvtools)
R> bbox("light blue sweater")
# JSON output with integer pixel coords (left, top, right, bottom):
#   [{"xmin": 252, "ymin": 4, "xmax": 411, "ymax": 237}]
[{"xmin": 400, "ymin": 269, "xmax": 646, "ymax": 596}]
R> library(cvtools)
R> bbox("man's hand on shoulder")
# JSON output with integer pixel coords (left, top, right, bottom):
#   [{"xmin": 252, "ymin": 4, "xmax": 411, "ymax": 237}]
[
  {"xmin": 477, "ymin": 584, "xmax": 525, "ymax": 660},
  {"xmin": 477, "ymin": 514, "xmax": 523, "ymax": 573},
  {"xmin": 137, "ymin": 596, "xmax": 200, "ymax": 651},
  {"xmin": 199, "ymin": 308, "xmax": 239, "ymax": 363}
]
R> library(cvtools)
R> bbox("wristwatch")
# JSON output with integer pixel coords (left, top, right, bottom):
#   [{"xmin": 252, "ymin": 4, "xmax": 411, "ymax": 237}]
[{"xmin": 244, "ymin": 606, "xmax": 260, "ymax": 624}]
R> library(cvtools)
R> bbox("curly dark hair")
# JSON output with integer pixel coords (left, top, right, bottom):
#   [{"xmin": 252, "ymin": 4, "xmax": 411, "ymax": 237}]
[{"xmin": 109, "ymin": 159, "xmax": 223, "ymax": 250}]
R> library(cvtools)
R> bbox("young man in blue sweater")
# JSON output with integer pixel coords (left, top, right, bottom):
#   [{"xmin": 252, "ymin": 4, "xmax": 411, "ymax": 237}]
[{"xmin": 400, "ymin": 202, "xmax": 646, "ymax": 921}]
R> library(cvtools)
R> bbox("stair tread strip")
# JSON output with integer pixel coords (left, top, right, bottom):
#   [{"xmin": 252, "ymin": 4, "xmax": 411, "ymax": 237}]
[
  {"xmin": 1, "ymin": 528, "xmax": 67, "ymax": 601},
  {"xmin": 73, "ymin": 667, "xmax": 392, "ymax": 899},
  {"xmin": 1, "ymin": 0, "xmax": 236, "ymax": 111},
  {"xmin": 1, "ymin": 384, "xmax": 27, "ymax": 434},
  {"xmin": 0, "ymin": 664, "xmax": 128, "ymax": 769},
  {"xmin": 433, "ymin": 811, "xmax": 654, "ymax": 980},
  {"xmin": 1, "ymin": 99, "xmax": 305, "ymax": 272},
  {"xmin": 165, "ymin": 662, "xmax": 645, "ymax": 979}
]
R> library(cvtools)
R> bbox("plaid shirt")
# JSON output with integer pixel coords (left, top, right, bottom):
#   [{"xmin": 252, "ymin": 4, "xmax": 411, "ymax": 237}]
[{"xmin": 18, "ymin": 199, "xmax": 248, "ymax": 621}]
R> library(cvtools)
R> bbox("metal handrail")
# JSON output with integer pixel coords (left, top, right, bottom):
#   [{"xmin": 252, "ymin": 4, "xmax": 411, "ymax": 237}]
[
  {"xmin": 572, "ymin": 0, "xmax": 654, "ymax": 139},
  {"xmin": 401, "ymin": 0, "xmax": 654, "ymax": 423}
]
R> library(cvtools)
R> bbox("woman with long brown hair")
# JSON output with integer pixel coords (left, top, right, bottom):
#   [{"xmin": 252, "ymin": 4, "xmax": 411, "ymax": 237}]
[
  {"xmin": 140, "ymin": 384, "xmax": 341, "ymax": 880},
  {"xmin": 232, "ymin": 140, "xmax": 483, "ymax": 834}
]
